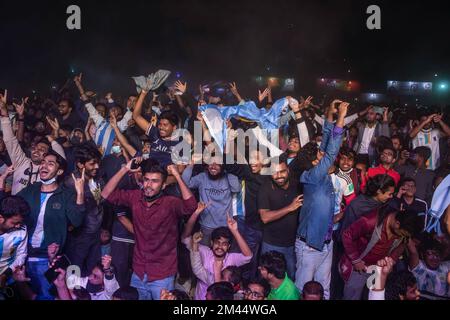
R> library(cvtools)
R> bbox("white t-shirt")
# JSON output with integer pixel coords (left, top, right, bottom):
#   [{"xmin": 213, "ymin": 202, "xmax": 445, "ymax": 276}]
[
  {"xmin": 359, "ymin": 126, "xmax": 376, "ymax": 154},
  {"xmin": 30, "ymin": 192, "xmax": 53, "ymax": 248},
  {"xmin": 412, "ymin": 129, "xmax": 442, "ymax": 170}
]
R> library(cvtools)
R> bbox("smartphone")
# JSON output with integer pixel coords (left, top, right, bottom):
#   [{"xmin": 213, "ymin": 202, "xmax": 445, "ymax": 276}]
[
  {"xmin": 372, "ymin": 106, "xmax": 384, "ymax": 115},
  {"xmin": 44, "ymin": 255, "xmax": 71, "ymax": 284},
  {"xmin": 130, "ymin": 159, "xmax": 140, "ymax": 170}
]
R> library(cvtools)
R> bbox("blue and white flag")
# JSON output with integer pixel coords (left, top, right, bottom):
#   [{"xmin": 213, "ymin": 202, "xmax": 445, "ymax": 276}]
[
  {"xmin": 199, "ymin": 98, "xmax": 289, "ymax": 155},
  {"xmin": 425, "ymin": 174, "xmax": 450, "ymax": 235}
]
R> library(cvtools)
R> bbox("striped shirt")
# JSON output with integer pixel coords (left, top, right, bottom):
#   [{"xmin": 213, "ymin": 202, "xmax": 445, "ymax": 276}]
[{"xmin": 0, "ymin": 226, "xmax": 28, "ymax": 275}]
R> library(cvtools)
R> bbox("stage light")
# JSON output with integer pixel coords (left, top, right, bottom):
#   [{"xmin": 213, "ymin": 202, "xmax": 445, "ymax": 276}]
[
  {"xmin": 439, "ymin": 83, "xmax": 447, "ymax": 90},
  {"xmin": 175, "ymin": 72, "xmax": 181, "ymax": 78},
  {"xmin": 434, "ymin": 74, "xmax": 438, "ymax": 77}
]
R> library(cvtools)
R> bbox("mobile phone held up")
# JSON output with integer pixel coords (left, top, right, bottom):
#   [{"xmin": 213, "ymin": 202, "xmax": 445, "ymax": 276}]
[{"xmin": 44, "ymin": 255, "xmax": 71, "ymax": 284}]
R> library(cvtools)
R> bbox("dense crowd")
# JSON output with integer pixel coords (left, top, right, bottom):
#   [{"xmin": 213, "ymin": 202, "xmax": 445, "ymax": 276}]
[{"xmin": 0, "ymin": 72, "xmax": 449, "ymax": 301}]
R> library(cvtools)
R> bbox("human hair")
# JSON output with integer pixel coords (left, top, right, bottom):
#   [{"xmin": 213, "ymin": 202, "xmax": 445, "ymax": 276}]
[
  {"xmin": 59, "ymin": 124, "xmax": 74, "ymax": 135},
  {"xmin": 338, "ymin": 146, "xmax": 356, "ymax": 160},
  {"xmin": 377, "ymin": 205, "xmax": 416, "ymax": 236},
  {"xmin": 296, "ymin": 142, "xmax": 319, "ymax": 171},
  {"xmin": 385, "ymin": 271, "xmax": 417, "ymax": 300},
  {"xmin": 414, "ymin": 146, "xmax": 431, "ymax": 161},
  {"xmin": 259, "ymin": 251, "xmax": 287, "ymax": 280},
  {"xmin": 159, "ymin": 110, "xmax": 179, "ymax": 127},
  {"xmin": 302, "ymin": 281, "xmax": 324, "ymax": 299},
  {"xmin": 391, "ymin": 135, "xmax": 403, "ymax": 146},
  {"xmin": 382, "ymin": 145, "xmax": 397, "ymax": 158},
  {"xmin": 365, "ymin": 174, "xmax": 396, "ymax": 197},
  {"xmin": 59, "ymin": 99, "xmax": 75, "ymax": 110},
  {"xmin": 0, "ymin": 196, "xmax": 30, "ymax": 219},
  {"xmin": 35, "ymin": 137, "xmax": 51, "ymax": 149},
  {"xmin": 245, "ymin": 277, "xmax": 271, "ymax": 297},
  {"xmin": 222, "ymin": 266, "xmax": 242, "ymax": 287},
  {"xmin": 141, "ymin": 159, "xmax": 168, "ymax": 182},
  {"xmin": 169, "ymin": 289, "xmax": 191, "ymax": 300},
  {"xmin": 112, "ymin": 286, "xmax": 139, "ymax": 300},
  {"xmin": 74, "ymin": 143, "xmax": 102, "ymax": 165},
  {"xmin": 73, "ymin": 287, "xmax": 92, "ymax": 300},
  {"xmin": 418, "ymin": 234, "xmax": 444, "ymax": 258},
  {"xmin": 207, "ymin": 282, "xmax": 234, "ymax": 300},
  {"xmin": 399, "ymin": 177, "xmax": 416, "ymax": 187},
  {"xmin": 211, "ymin": 227, "xmax": 233, "ymax": 245},
  {"xmin": 45, "ymin": 150, "xmax": 67, "ymax": 174}
]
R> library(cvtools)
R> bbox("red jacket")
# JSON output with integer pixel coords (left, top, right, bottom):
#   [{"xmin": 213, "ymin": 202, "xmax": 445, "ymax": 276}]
[
  {"xmin": 339, "ymin": 210, "xmax": 405, "ymax": 282},
  {"xmin": 360, "ymin": 165, "xmax": 400, "ymax": 193}
]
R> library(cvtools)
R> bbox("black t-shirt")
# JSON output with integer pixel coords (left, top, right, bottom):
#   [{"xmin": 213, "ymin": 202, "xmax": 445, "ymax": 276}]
[
  {"xmin": 257, "ymin": 179, "xmax": 302, "ymax": 247},
  {"xmin": 392, "ymin": 197, "xmax": 428, "ymax": 236}
]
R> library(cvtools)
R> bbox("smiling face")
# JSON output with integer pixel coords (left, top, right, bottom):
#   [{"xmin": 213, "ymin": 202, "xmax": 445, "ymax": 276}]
[
  {"xmin": 271, "ymin": 162, "xmax": 289, "ymax": 188},
  {"xmin": 158, "ymin": 119, "xmax": 176, "ymax": 138},
  {"xmin": 31, "ymin": 142, "xmax": 49, "ymax": 164},
  {"xmin": 58, "ymin": 100, "xmax": 71, "ymax": 116},
  {"xmin": 400, "ymin": 284, "xmax": 420, "ymax": 301},
  {"xmin": 78, "ymin": 158, "xmax": 100, "ymax": 179},
  {"xmin": 288, "ymin": 137, "xmax": 300, "ymax": 154},
  {"xmin": 211, "ymin": 236, "xmax": 231, "ymax": 258},
  {"xmin": 207, "ymin": 162, "xmax": 223, "ymax": 177},
  {"xmin": 249, "ymin": 150, "xmax": 263, "ymax": 174},
  {"xmin": 339, "ymin": 154, "xmax": 355, "ymax": 172},
  {"xmin": 39, "ymin": 154, "xmax": 63, "ymax": 182}
]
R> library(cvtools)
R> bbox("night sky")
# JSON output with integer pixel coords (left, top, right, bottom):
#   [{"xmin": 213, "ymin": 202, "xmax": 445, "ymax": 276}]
[{"xmin": 1, "ymin": 0, "xmax": 450, "ymax": 99}]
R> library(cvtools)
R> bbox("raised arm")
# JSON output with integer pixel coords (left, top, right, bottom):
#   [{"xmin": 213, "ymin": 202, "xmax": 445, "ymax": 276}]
[
  {"xmin": 409, "ymin": 114, "xmax": 435, "ymax": 139},
  {"xmin": 167, "ymin": 164, "xmax": 194, "ymax": 200},
  {"xmin": 433, "ymin": 114, "xmax": 450, "ymax": 137},
  {"xmin": 229, "ymin": 82, "xmax": 244, "ymax": 104},
  {"xmin": 132, "ymin": 90, "xmax": 151, "ymax": 133},
  {"xmin": 110, "ymin": 114, "xmax": 137, "ymax": 157},
  {"xmin": 181, "ymin": 202, "xmax": 207, "ymax": 240},
  {"xmin": 13, "ymin": 98, "xmax": 27, "ymax": 142},
  {"xmin": 101, "ymin": 160, "xmax": 136, "ymax": 200},
  {"xmin": 227, "ymin": 214, "xmax": 252, "ymax": 257},
  {"xmin": 259, "ymin": 195, "xmax": 303, "ymax": 224}
]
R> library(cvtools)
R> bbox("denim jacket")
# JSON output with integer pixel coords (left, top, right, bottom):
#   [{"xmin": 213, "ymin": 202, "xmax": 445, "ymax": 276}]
[{"xmin": 296, "ymin": 120, "xmax": 344, "ymax": 251}]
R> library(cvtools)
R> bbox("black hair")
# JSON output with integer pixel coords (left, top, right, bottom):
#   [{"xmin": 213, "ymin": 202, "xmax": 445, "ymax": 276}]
[
  {"xmin": 338, "ymin": 146, "xmax": 357, "ymax": 160},
  {"xmin": 296, "ymin": 142, "xmax": 319, "ymax": 172},
  {"xmin": 206, "ymin": 282, "xmax": 234, "ymax": 300},
  {"xmin": 399, "ymin": 177, "xmax": 416, "ymax": 187},
  {"xmin": 159, "ymin": 110, "xmax": 179, "ymax": 127},
  {"xmin": 245, "ymin": 277, "xmax": 271, "ymax": 297},
  {"xmin": 414, "ymin": 146, "xmax": 432, "ymax": 161},
  {"xmin": 381, "ymin": 145, "xmax": 397, "ymax": 158},
  {"xmin": 222, "ymin": 266, "xmax": 242, "ymax": 287},
  {"xmin": 73, "ymin": 287, "xmax": 92, "ymax": 300},
  {"xmin": 141, "ymin": 159, "xmax": 168, "ymax": 182},
  {"xmin": 377, "ymin": 205, "xmax": 416, "ymax": 236},
  {"xmin": 0, "ymin": 196, "xmax": 30, "ymax": 219},
  {"xmin": 170, "ymin": 289, "xmax": 191, "ymax": 300},
  {"xmin": 259, "ymin": 251, "xmax": 287, "ymax": 280},
  {"xmin": 211, "ymin": 227, "xmax": 233, "ymax": 245},
  {"xmin": 385, "ymin": 271, "xmax": 417, "ymax": 300},
  {"xmin": 45, "ymin": 150, "xmax": 67, "ymax": 174},
  {"xmin": 418, "ymin": 234, "xmax": 445, "ymax": 258},
  {"xmin": 376, "ymin": 136, "xmax": 394, "ymax": 155},
  {"xmin": 112, "ymin": 286, "xmax": 139, "ymax": 300},
  {"xmin": 74, "ymin": 143, "xmax": 101, "ymax": 166},
  {"xmin": 302, "ymin": 281, "xmax": 324, "ymax": 299},
  {"xmin": 365, "ymin": 174, "xmax": 396, "ymax": 197},
  {"xmin": 35, "ymin": 137, "xmax": 51, "ymax": 149},
  {"xmin": 59, "ymin": 99, "xmax": 75, "ymax": 110},
  {"xmin": 60, "ymin": 124, "xmax": 74, "ymax": 134},
  {"xmin": 391, "ymin": 135, "xmax": 403, "ymax": 147}
]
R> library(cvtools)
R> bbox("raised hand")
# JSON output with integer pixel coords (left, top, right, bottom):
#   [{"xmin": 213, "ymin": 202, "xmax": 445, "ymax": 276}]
[
  {"xmin": 73, "ymin": 73, "xmax": 82, "ymax": 84},
  {"xmin": 13, "ymin": 97, "xmax": 28, "ymax": 118},
  {"xmin": 329, "ymin": 99, "xmax": 342, "ymax": 114},
  {"xmin": 166, "ymin": 164, "xmax": 180, "ymax": 177},
  {"xmin": 53, "ymin": 268, "xmax": 67, "ymax": 288},
  {"xmin": 229, "ymin": 82, "xmax": 239, "ymax": 96},
  {"xmin": 192, "ymin": 231, "xmax": 203, "ymax": 244},
  {"xmin": 125, "ymin": 158, "xmax": 142, "ymax": 173},
  {"xmin": 194, "ymin": 202, "xmax": 208, "ymax": 215},
  {"xmin": 300, "ymin": 96, "xmax": 313, "ymax": 109},
  {"xmin": 110, "ymin": 113, "xmax": 118, "ymax": 128},
  {"xmin": 383, "ymin": 107, "xmax": 389, "ymax": 122},
  {"xmin": 101, "ymin": 255, "xmax": 112, "ymax": 270},
  {"xmin": 258, "ymin": 88, "xmax": 270, "ymax": 103},
  {"xmin": 339, "ymin": 101, "xmax": 350, "ymax": 116},
  {"xmin": 72, "ymin": 168, "xmax": 86, "ymax": 194},
  {"xmin": 105, "ymin": 92, "xmax": 113, "ymax": 101},
  {"xmin": 226, "ymin": 212, "xmax": 238, "ymax": 232},
  {"xmin": 377, "ymin": 256, "xmax": 395, "ymax": 278},
  {"xmin": 46, "ymin": 116, "xmax": 60, "ymax": 132},
  {"xmin": 433, "ymin": 114, "xmax": 443, "ymax": 123},
  {"xmin": 0, "ymin": 165, "xmax": 15, "ymax": 180},
  {"xmin": 174, "ymin": 80, "xmax": 187, "ymax": 95}
]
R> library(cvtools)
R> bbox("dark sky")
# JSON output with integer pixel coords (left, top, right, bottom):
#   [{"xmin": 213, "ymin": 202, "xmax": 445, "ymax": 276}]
[{"xmin": 1, "ymin": 0, "xmax": 450, "ymax": 98}]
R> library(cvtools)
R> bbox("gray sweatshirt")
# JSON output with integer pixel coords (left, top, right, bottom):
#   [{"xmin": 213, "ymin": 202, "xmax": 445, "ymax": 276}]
[{"xmin": 182, "ymin": 165, "xmax": 240, "ymax": 229}]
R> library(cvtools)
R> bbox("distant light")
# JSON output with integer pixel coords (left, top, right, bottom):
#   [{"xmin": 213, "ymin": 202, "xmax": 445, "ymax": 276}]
[
  {"xmin": 440, "ymin": 83, "xmax": 447, "ymax": 89},
  {"xmin": 348, "ymin": 81, "xmax": 352, "ymax": 85},
  {"xmin": 321, "ymin": 78, "xmax": 325, "ymax": 82},
  {"xmin": 347, "ymin": 69, "xmax": 351, "ymax": 73},
  {"xmin": 266, "ymin": 66, "xmax": 271, "ymax": 71},
  {"xmin": 434, "ymin": 74, "xmax": 438, "ymax": 77},
  {"xmin": 175, "ymin": 72, "xmax": 181, "ymax": 78}
]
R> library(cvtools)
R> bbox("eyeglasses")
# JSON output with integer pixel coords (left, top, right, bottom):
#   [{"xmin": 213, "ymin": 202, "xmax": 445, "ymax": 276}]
[{"xmin": 244, "ymin": 289, "xmax": 264, "ymax": 299}]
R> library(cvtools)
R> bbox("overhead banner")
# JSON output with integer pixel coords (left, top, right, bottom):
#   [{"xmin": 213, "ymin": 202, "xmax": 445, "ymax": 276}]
[{"xmin": 387, "ymin": 81, "xmax": 433, "ymax": 95}]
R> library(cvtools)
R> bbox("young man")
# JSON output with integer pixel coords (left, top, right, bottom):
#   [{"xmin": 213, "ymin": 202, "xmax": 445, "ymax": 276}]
[
  {"xmin": 340, "ymin": 207, "xmax": 416, "ymax": 300},
  {"xmin": 393, "ymin": 178, "xmax": 428, "ymax": 236},
  {"xmin": 354, "ymin": 106, "xmax": 390, "ymax": 168},
  {"xmin": 259, "ymin": 251, "xmax": 300, "ymax": 300},
  {"xmin": 57, "ymin": 99, "xmax": 84, "ymax": 130},
  {"xmin": 0, "ymin": 95, "xmax": 65, "ymax": 194},
  {"xmin": 407, "ymin": 236, "xmax": 450, "ymax": 297},
  {"xmin": 360, "ymin": 146, "xmax": 401, "ymax": 193},
  {"xmin": 243, "ymin": 278, "xmax": 270, "ymax": 301},
  {"xmin": 409, "ymin": 113, "xmax": 450, "ymax": 170},
  {"xmin": 182, "ymin": 158, "xmax": 240, "ymax": 245},
  {"xmin": 183, "ymin": 215, "xmax": 252, "ymax": 300},
  {"xmin": 101, "ymin": 160, "xmax": 197, "ymax": 300},
  {"xmin": 332, "ymin": 147, "xmax": 363, "ymax": 207},
  {"xmin": 17, "ymin": 151, "xmax": 86, "ymax": 300},
  {"xmin": 396, "ymin": 146, "xmax": 435, "ymax": 204},
  {"xmin": 258, "ymin": 160, "xmax": 303, "ymax": 280},
  {"xmin": 206, "ymin": 282, "xmax": 235, "ymax": 300},
  {"xmin": 302, "ymin": 281, "xmax": 324, "ymax": 300},
  {"xmin": 294, "ymin": 100, "xmax": 348, "ymax": 299},
  {"xmin": 64, "ymin": 144, "xmax": 104, "ymax": 276},
  {"xmin": 132, "ymin": 89, "xmax": 181, "ymax": 167},
  {"xmin": 0, "ymin": 196, "xmax": 30, "ymax": 288}
]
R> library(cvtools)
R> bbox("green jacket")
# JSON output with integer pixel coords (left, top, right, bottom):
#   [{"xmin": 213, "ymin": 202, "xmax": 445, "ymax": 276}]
[{"xmin": 18, "ymin": 182, "xmax": 86, "ymax": 258}]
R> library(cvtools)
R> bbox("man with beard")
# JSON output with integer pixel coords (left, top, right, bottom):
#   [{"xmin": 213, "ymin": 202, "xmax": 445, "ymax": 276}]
[
  {"xmin": 258, "ymin": 160, "xmax": 303, "ymax": 280},
  {"xmin": 182, "ymin": 157, "xmax": 241, "ymax": 245},
  {"xmin": 64, "ymin": 144, "xmax": 104, "ymax": 276},
  {"xmin": 183, "ymin": 214, "xmax": 252, "ymax": 300},
  {"xmin": 0, "ymin": 92, "xmax": 66, "ymax": 194},
  {"xmin": 57, "ymin": 99, "xmax": 84, "ymax": 130},
  {"xmin": 360, "ymin": 146, "xmax": 400, "ymax": 193},
  {"xmin": 0, "ymin": 196, "xmax": 30, "ymax": 290},
  {"xmin": 353, "ymin": 106, "xmax": 390, "ymax": 168},
  {"xmin": 17, "ymin": 150, "xmax": 86, "ymax": 300},
  {"xmin": 101, "ymin": 160, "xmax": 197, "ymax": 300}
]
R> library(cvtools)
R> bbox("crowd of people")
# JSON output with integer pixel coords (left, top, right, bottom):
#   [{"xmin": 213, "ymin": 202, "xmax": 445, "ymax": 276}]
[{"xmin": 0, "ymin": 72, "xmax": 449, "ymax": 301}]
